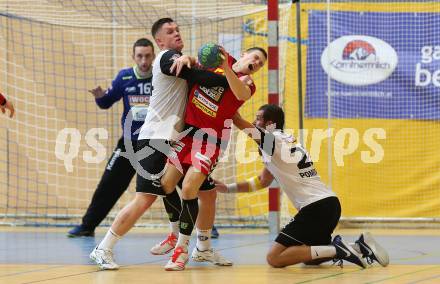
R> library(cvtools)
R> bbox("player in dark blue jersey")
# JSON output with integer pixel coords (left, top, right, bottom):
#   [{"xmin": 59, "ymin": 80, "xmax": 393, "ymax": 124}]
[
  {"xmin": 93, "ymin": 61, "xmax": 152, "ymax": 142},
  {"xmin": 67, "ymin": 38, "xmax": 155, "ymax": 237}
]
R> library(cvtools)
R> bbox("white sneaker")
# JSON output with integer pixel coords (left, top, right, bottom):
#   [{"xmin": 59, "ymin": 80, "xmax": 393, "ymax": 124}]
[
  {"xmin": 150, "ymin": 233, "xmax": 177, "ymax": 255},
  {"xmin": 164, "ymin": 246, "xmax": 189, "ymax": 271},
  {"xmin": 332, "ymin": 235, "xmax": 368, "ymax": 269},
  {"xmin": 89, "ymin": 246, "xmax": 119, "ymax": 270},
  {"xmin": 191, "ymin": 247, "xmax": 233, "ymax": 266},
  {"xmin": 356, "ymin": 232, "xmax": 390, "ymax": 267}
]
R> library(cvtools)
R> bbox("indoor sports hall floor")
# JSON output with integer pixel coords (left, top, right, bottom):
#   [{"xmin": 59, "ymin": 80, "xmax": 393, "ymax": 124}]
[{"xmin": 1, "ymin": 227, "xmax": 439, "ymax": 284}]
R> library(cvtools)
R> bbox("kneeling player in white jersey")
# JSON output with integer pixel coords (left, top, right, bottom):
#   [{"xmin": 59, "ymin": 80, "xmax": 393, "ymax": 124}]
[{"xmin": 215, "ymin": 104, "xmax": 389, "ymax": 269}]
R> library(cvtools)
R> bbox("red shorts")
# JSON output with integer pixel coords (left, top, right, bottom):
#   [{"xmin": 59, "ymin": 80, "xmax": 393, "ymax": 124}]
[{"xmin": 169, "ymin": 135, "xmax": 221, "ymax": 176}]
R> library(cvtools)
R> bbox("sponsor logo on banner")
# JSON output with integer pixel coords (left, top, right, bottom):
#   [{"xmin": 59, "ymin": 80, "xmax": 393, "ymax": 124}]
[
  {"xmin": 321, "ymin": 35, "xmax": 398, "ymax": 86},
  {"xmin": 415, "ymin": 45, "xmax": 440, "ymax": 87},
  {"xmin": 306, "ymin": 11, "xmax": 440, "ymax": 119}
]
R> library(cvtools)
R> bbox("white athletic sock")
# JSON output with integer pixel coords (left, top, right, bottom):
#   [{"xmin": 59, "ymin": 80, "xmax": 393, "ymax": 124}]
[
  {"xmin": 170, "ymin": 221, "xmax": 179, "ymax": 236},
  {"xmin": 98, "ymin": 228, "xmax": 121, "ymax": 250},
  {"xmin": 196, "ymin": 228, "xmax": 211, "ymax": 251},
  {"xmin": 310, "ymin": 246, "xmax": 337, "ymax": 260},
  {"xmin": 176, "ymin": 233, "xmax": 191, "ymax": 251}
]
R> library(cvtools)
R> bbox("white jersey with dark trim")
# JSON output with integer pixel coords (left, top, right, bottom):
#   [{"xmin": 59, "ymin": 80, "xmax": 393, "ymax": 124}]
[
  {"xmin": 138, "ymin": 49, "xmax": 188, "ymax": 140},
  {"xmin": 260, "ymin": 130, "xmax": 336, "ymax": 211}
]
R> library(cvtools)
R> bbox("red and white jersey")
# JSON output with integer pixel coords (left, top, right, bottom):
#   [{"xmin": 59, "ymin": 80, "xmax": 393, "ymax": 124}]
[
  {"xmin": 259, "ymin": 129, "xmax": 336, "ymax": 211},
  {"xmin": 185, "ymin": 53, "xmax": 256, "ymax": 141}
]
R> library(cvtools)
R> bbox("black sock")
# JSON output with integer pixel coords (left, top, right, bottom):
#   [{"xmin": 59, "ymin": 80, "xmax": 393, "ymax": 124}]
[
  {"xmin": 179, "ymin": 198, "xmax": 199, "ymax": 236},
  {"xmin": 162, "ymin": 190, "xmax": 182, "ymax": 222}
]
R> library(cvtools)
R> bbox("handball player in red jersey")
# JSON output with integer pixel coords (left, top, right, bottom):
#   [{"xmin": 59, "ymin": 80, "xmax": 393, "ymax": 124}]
[{"xmin": 161, "ymin": 46, "xmax": 267, "ymax": 271}]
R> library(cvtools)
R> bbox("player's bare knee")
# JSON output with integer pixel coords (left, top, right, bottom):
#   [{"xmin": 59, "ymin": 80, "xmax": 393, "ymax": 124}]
[
  {"xmin": 266, "ymin": 253, "xmax": 285, "ymax": 268},
  {"xmin": 135, "ymin": 194, "xmax": 156, "ymax": 210},
  {"xmin": 181, "ymin": 178, "xmax": 200, "ymax": 199},
  {"xmin": 181, "ymin": 185, "xmax": 198, "ymax": 200}
]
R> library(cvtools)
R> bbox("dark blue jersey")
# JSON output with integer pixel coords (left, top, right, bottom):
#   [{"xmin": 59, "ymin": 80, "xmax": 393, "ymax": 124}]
[{"xmin": 95, "ymin": 67, "xmax": 152, "ymax": 141}]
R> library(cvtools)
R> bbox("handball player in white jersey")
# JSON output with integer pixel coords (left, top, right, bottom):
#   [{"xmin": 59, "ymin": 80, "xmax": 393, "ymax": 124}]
[
  {"xmin": 216, "ymin": 104, "xmax": 389, "ymax": 269},
  {"xmin": 90, "ymin": 18, "xmax": 227, "ymax": 270}
]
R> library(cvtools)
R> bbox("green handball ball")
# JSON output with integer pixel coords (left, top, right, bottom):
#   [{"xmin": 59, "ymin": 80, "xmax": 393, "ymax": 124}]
[{"xmin": 198, "ymin": 43, "xmax": 223, "ymax": 69}]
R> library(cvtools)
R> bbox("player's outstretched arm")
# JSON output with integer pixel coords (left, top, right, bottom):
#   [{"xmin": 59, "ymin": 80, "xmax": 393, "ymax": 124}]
[
  {"xmin": 232, "ymin": 112, "xmax": 277, "ymax": 157},
  {"xmin": 232, "ymin": 112, "xmax": 262, "ymax": 143},
  {"xmin": 215, "ymin": 168, "xmax": 274, "ymax": 194},
  {"xmin": 161, "ymin": 50, "xmax": 228, "ymax": 88},
  {"xmin": 90, "ymin": 81, "xmax": 122, "ymax": 109},
  {"xmin": 89, "ymin": 86, "xmax": 113, "ymax": 109},
  {"xmin": 0, "ymin": 93, "xmax": 15, "ymax": 118}
]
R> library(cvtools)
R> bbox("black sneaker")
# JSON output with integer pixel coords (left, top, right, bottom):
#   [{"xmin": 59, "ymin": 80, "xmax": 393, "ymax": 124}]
[
  {"xmin": 332, "ymin": 235, "xmax": 367, "ymax": 268},
  {"xmin": 211, "ymin": 226, "xmax": 219, "ymax": 239},
  {"xmin": 355, "ymin": 232, "xmax": 389, "ymax": 267},
  {"xmin": 67, "ymin": 225, "xmax": 95, "ymax": 238}
]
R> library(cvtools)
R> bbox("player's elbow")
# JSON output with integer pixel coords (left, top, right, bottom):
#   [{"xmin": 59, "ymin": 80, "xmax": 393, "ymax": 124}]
[
  {"xmin": 95, "ymin": 100, "xmax": 111, "ymax": 109},
  {"xmin": 98, "ymin": 105, "xmax": 111, "ymax": 110}
]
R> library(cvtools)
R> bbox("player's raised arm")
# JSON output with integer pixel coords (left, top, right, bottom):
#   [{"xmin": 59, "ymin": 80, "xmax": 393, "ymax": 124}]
[
  {"xmin": 0, "ymin": 92, "xmax": 15, "ymax": 118},
  {"xmin": 219, "ymin": 48, "xmax": 252, "ymax": 101}
]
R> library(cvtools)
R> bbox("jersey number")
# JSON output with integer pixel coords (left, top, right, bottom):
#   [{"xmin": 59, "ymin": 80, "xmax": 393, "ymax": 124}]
[
  {"xmin": 138, "ymin": 83, "xmax": 151, "ymax": 95},
  {"xmin": 290, "ymin": 146, "xmax": 313, "ymax": 170}
]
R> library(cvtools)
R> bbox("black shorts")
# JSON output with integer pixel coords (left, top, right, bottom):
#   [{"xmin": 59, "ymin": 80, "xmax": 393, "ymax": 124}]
[
  {"xmin": 177, "ymin": 176, "xmax": 216, "ymax": 192},
  {"xmin": 135, "ymin": 139, "xmax": 216, "ymax": 196},
  {"xmin": 275, "ymin": 196, "xmax": 341, "ymax": 247}
]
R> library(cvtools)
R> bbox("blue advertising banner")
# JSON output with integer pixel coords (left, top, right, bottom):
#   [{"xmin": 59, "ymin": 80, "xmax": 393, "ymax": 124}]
[{"xmin": 305, "ymin": 11, "xmax": 440, "ymax": 119}]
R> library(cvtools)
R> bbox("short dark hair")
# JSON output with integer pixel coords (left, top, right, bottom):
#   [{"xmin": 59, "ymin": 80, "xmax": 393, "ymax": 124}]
[
  {"xmin": 151, "ymin": 18, "xmax": 175, "ymax": 38},
  {"xmin": 133, "ymin": 38, "xmax": 154, "ymax": 54},
  {"xmin": 259, "ymin": 104, "xmax": 285, "ymax": 130},
  {"xmin": 246, "ymin": 47, "xmax": 267, "ymax": 59}
]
